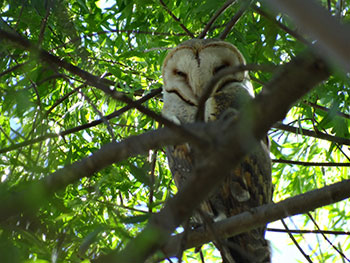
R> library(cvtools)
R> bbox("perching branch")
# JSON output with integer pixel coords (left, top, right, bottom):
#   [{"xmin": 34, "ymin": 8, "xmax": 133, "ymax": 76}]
[{"xmin": 156, "ymin": 179, "xmax": 350, "ymax": 259}]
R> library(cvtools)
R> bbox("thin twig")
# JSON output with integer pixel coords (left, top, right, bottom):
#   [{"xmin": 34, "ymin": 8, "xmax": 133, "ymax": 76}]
[
  {"xmin": 267, "ymin": 228, "xmax": 350, "ymax": 235},
  {"xmin": 0, "ymin": 61, "xmax": 29, "ymax": 78},
  {"xmin": 0, "ymin": 88, "xmax": 162, "ymax": 154},
  {"xmin": 219, "ymin": 1, "xmax": 251, "ymax": 40},
  {"xmin": 0, "ymin": 29, "xmax": 206, "ymax": 147},
  {"xmin": 252, "ymin": 6, "xmax": 309, "ymax": 45},
  {"xmin": 304, "ymin": 101, "xmax": 350, "ymax": 120},
  {"xmin": 199, "ymin": 0, "xmax": 236, "ymax": 39},
  {"xmin": 307, "ymin": 212, "xmax": 350, "ymax": 262},
  {"xmin": 52, "ymin": 30, "xmax": 187, "ymax": 51},
  {"xmin": 148, "ymin": 150, "xmax": 157, "ymax": 213},
  {"xmin": 272, "ymin": 159, "xmax": 350, "ymax": 167},
  {"xmin": 79, "ymin": 89, "xmax": 116, "ymax": 141},
  {"xmin": 45, "ymin": 83, "xmax": 86, "ymax": 117},
  {"xmin": 38, "ymin": 2, "xmax": 51, "ymax": 46},
  {"xmin": 281, "ymin": 219, "xmax": 313, "ymax": 263},
  {"xmin": 273, "ymin": 122, "xmax": 350, "ymax": 146},
  {"xmin": 159, "ymin": 0, "xmax": 194, "ymax": 38}
]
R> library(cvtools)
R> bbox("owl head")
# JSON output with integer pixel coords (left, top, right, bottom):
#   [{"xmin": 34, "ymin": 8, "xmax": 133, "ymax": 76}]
[{"xmin": 162, "ymin": 39, "xmax": 254, "ymax": 123}]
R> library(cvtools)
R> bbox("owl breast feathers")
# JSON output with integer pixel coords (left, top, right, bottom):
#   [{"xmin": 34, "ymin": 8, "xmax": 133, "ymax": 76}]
[{"xmin": 162, "ymin": 39, "xmax": 272, "ymax": 263}]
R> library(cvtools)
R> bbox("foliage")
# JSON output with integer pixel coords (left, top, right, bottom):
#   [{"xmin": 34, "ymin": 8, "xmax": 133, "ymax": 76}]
[{"xmin": 0, "ymin": 0, "xmax": 349, "ymax": 262}]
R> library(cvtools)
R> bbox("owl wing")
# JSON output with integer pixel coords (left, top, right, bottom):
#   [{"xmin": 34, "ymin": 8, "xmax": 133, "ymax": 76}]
[
  {"xmin": 166, "ymin": 144, "xmax": 194, "ymax": 189},
  {"xmin": 166, "ymin": 140, "xmax": 272, "ymax": 263},
  {"xmin": 206, "ymin": 140, "xmax": 272, "ymax": 263},
  {"xmin": 201, "ymin": 79, "xmax": 272, "ymax": 262}
]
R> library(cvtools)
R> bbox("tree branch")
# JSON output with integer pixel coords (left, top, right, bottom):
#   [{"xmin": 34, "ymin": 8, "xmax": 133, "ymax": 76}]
[
  {"xmin": 156, "ymin": 179, "xmax": 350, "ymax": 259},
  {"xmin": 273, "ymin": 122, "xmax": 350, "ymax": 146},
  {"xmin": 252, "ymin": 6, "xmax": 308, "ymax": 45},
  {"xmin": 263, "ymin": 0, "xmax": 350, "ymax": 71},
  {"xmin": 0, "ymin": 88, "xmax": 162, "ymax": 154},
  {"xmin": 219, "ymin": 1, "xmax": 250, "ymax": 40},
  {"xmin": 304, "ymin": 101, "xmax": 350, "ymax": 120},
  {"xmin": 272, "ymin": 159, "xmax": 350, "ymax": 167},
  {"xmin": 0, "ymin": 29, "xmax": 205, "ymax": 146},
  {"xmin": 267, "ymin": 228, "xmax": 350, "ymax": 236},
  {"xmin": 198, "ymin": 0, "xmax": 236, "ymax": 39},
  {"xmin": 0, "ymin": 121, "xmax": 208, "ymax": 223},
  {"xmin": 159, "ymin": 0, "xmax": 194, "ymax": 38}
]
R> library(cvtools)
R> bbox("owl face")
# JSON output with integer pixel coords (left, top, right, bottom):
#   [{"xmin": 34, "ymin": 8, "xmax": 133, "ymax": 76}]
[{"xmin": 162, "ymin": 39, "xmax": 254, "ymax": 123}]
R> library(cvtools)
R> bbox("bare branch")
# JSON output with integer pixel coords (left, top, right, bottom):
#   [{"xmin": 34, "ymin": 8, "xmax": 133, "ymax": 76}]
[
  {"xmin": 307, "ymin": 212, "xmax": 350, "ymax": 262},
  {"xmin": 262, "ymin": 0, "xmax": 350, "ymax": 71},
  {"xmin": 267, "ymin": 228, "xmax": 350, "ymax": 236},
  {"xmin": 272, "ymin": 159, "xmax": 350, "ymax": 167},
  {"xmin": 199, "ymin": 0, "xmax": 236, "ymax": 39},
  {"xmin": 280, "ymin": 219, "xmax": 313, "ymax": 262},
  {"xmin": 273, "ymin": 122, "xmax": 350, "ymax": 146}
]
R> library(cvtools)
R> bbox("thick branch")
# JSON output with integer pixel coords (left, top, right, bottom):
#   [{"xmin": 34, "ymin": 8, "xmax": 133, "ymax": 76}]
[
  {"xmin": 159, "ymin": 179, "xmax": 350, "ymax": 258},
  {"xmin": 0, "ymin": 123, "xmax": 206, "ymax": 222}
]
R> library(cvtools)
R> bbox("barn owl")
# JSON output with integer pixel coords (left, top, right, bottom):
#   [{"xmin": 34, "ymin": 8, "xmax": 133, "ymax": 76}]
[{"xmin": 162, "ymin": 39, "xmax": 272, "ymax": 263}]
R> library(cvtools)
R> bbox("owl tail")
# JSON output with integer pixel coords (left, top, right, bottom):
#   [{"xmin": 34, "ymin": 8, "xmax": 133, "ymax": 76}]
[{"xmin": 216, "ymin": 228, "xmax": 271, "ymax": 263}]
